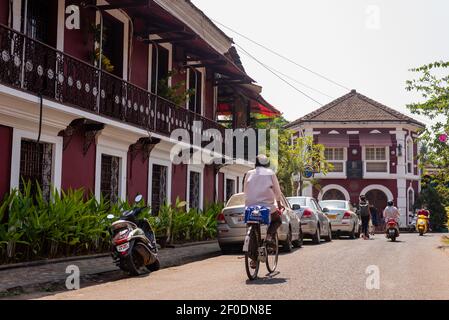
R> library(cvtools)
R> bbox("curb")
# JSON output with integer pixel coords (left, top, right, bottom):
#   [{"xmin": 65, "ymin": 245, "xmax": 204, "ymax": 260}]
[
  {"xmin": 0, "ymin": 253, "xmax": 110, "ymax": 271},
  {"xmin": 0, "ymin": 243, "xmax": 221, "ymax": 297},
  {"xmin": 0, "ymin": 240, "xmax": 218, "ymax": 271}
]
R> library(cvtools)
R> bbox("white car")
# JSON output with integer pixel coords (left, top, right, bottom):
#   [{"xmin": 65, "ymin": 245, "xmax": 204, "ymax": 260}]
[
  {"xmin": 319, "ymin": 200, "xmax": 361, "ymax": 239},
  {"xmin": 217, "ymin": 193, "xmax": 303, "ymax": 253}
]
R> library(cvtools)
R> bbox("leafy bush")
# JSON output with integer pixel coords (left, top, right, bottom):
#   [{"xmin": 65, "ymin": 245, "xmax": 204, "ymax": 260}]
[{"xmin": 0, "ymin": 182, "xmax": 224, "ymax": 264}]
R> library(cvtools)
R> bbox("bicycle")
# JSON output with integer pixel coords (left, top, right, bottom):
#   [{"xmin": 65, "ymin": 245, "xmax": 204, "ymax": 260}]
[{"xmin": 243, "ymin": 206, "xmax": 279, "ymax": 281}]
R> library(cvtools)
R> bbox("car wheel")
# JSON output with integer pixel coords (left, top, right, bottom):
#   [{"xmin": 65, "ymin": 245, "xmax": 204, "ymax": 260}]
[
  {"xmin": 312, "ymin": 225, "xmax": 321, "ymax": 244},
  {"xmin": 355, "ymin": 225, "xmax": 361, "ymax": 238},
  {"xmin": 293, "ymin": 227, "xmax": 303, "ymax": 248},
  {"xmin": 324, "ymin": 224, "xmax": 332, "ymax": 242},
  {"xmin": 282, "ymin": 228, "xmax": 293, "ymax": 252}
]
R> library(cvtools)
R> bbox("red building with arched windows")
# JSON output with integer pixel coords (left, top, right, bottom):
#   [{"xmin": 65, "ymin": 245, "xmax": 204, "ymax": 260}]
[{"xmin": 286, "ymin": 90, "xmax": 425, "ymax": 228}]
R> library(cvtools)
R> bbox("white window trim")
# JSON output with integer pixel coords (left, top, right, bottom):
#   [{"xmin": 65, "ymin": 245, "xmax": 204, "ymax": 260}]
[
  {"xmin": 10, "ymin": 128, "xmax": 63, "ymax": 192},
  {"xmin": 224, "ymin": 173, "xmax": 237, "ymax": 202},
  {"xmin": 360, "ymin": 184, "xmax": 394, "ymax": 203},
  {"xmin": 148, "ymin": 157, "xmax": 172, "ymax": 208},
  {"xmin": 96, "ymin": 0, "xmax": 130, "ymax": 81},
  {"xmin": 363, "ymin": 146, "xmax": 390, "ymax": 177},
  {"xmin": 95, "ymin": 145, "xmax": 127, "ymax": 202},
  {"xmin": 318, "ymin": 184, "xmax": 350, "ymax": 202},
  {"xmin": 186, "ymin": 67, "xmax": 206, "ymax": 116},
  {"xmin": 187, "ymin": 164, "xmax": 204, "ymax": 210},
  {"xmin": 316, "ymin": 147, "xmax": 347, "ymax": 179},
  {"xmin": 148, "ymin": 41, "xmax": 173, "ymax": 91}
]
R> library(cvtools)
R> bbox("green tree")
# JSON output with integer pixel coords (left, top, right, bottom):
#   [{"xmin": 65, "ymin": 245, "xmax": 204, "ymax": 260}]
[
  {"xmin": 406, "ymin": 61, "xmax": 449, "ymax": 176},
  {"xmin": 255, "ymin": 117, "xmax": 332, "ymax": 196},
  {"xmin": 415, "ymin": 177, "xmax": 448, "ymax": 231}
]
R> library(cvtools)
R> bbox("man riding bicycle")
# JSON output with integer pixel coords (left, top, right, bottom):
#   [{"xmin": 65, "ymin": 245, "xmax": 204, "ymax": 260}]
[{"xmin": 243, "ymin": 154, "xmax": 284, "ymax": 268}]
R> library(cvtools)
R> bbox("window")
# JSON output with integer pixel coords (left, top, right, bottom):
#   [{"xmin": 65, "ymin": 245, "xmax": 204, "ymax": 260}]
[
  {"xmin": 407, "ymin": 138, "xmax": 414, "ymax": 174},
  {"xmin": 22, "ymin": 0, "xmax": 57, "ymax": 46},
  {"xmin": 189, "ymin": 171, "xmax": 201, "ymax": 210},
  {"xmin": 151, "ymin": 164, "xmax": 168, "ymax": 215},
  {"xmin": 19, "ymin": 139, "xmax": 53, "ymax": 200},
  {"xmin": 225, "ymin": 178, "xmax": 235, "ymax": 202},
  {"xmin": 100, "ymin": 154, "xmax": 120, "ymax": 203},
  {"xmin": 365, "ymin": 147, "xmax": 388, "ymax": 173},
  {"xmin": 188, "ymin": 69, "xmax": 203, "ymax": 114},
  {"xmin": 408, "ymin": 189, "xmax": 414, "ymax": 212},
  {"xmin": 324, "ymin": 148, "xmax": 345, "ymax": 172},
  {"xmin": 102, "ymin": 13, "xmax": 124, "ymax": 77},
  {"xmin": 151, "ymin": 45, "xmax": 169, "ymax": 94}
]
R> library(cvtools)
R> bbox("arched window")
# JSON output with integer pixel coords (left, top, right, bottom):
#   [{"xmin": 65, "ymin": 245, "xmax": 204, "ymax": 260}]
[
  {"xmin": 408, "ymin": 188, "xmax": 414, "ymax": 212},
  {"xmin": 322, "ymin": 189, "xmax": 346, "ymax": 201},
  {"xmin": 407, "ymin": 138, "xmax": 414, "ymax": 174}
]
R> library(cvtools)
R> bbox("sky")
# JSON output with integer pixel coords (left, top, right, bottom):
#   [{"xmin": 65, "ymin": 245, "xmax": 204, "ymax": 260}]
[{"xmin": 192, "ymin": 0, "xmax": 449, "ymax": 126}]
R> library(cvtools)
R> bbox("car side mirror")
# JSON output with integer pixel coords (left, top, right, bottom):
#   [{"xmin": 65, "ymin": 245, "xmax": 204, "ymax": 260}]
[
  {"xmin": 292, "ymin": 204, "xmax": 301, "ymax": 211},
  {"xmin": 322, "ymin": 207, "xmax": 329, "ymax": 213}
]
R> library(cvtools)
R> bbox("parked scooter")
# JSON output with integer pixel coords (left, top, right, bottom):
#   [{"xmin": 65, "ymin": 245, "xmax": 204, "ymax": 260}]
[
  {"xmin": 385, "ymin": 218, "xmax": 399, "ymax": 242},
  {"xmin": 107, "ymin": 195, "xmax": 160, "ymax": 276},
  {"xmin": 416, "ymin": 214, "xmax": 429, "ymax": 236}
]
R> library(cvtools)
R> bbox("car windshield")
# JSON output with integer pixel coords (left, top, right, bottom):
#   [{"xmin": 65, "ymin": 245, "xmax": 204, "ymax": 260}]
[
  {"xmin": 287, "ymin": 197, "xmax": 307, "ymax": 207},
  {"xmin": 226, "ymin": 193, "xmax": 245, "ymax": 207},
  {"xmin": 320, "ymin": 201, "xmax": 347, "ymax": 209}
]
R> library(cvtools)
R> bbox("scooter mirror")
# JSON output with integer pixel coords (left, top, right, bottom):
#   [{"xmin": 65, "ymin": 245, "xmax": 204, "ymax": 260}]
[
  {"xmin": 107, "ymin": 214, "xmax": 115, "ymax": 220},
  {"xmin": 135, "ymin": 194, "xmax": 143, "ymax": 203}
]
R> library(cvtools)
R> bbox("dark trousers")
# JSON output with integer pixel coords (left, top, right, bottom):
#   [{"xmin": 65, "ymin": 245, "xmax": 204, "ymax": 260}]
[
  {"xmin": 361, "ymin": 216, "xmax": 370, "ymax": 237},
  {"xmin": 249, "ymin": 212, "xmax": 282, "ymax": 261}
]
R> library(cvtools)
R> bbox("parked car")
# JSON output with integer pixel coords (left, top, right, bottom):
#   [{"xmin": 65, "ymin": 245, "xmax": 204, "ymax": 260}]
[
  {"xmin": 319, "ymin": 200, "xmax": 361, "ymax": 239},
  {"xmin": 217, "ymin": 193, "xmax": 303, "ymax": 254},
  {"xmin": 287, "ymin": 196, "xmax": 332, "ymax": 244}
]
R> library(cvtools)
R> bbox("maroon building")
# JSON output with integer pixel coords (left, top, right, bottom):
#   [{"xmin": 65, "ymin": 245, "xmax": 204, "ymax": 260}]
[
  {"xmin": 0, "ymin": 0, "xmax": 279, "ymax": 210},
  {"xmin": 286, "ymin": 90, "xmax": 425, "ymax": 227}
]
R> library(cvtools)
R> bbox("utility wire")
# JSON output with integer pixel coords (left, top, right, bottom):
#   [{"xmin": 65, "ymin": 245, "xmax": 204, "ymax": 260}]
[
  {"xmin": 235, "ymin": 43, "xmax": 323, "ymax": 106},
  {"xmin": 212, "ymin": 19, "xmax": 351, "ymax": 92},
  {"xmin": 238, "ymin": 48, "xmax": 335, "ymax": 100}
]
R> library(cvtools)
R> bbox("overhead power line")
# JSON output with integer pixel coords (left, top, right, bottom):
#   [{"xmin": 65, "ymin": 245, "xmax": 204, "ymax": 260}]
[
  {"xmin": 235, "ymin": 43, "xmax": 323, "ymax": 106},
  {"xmin": 212, "ymin": 19, "xmax": 351, "ymax": 92}
]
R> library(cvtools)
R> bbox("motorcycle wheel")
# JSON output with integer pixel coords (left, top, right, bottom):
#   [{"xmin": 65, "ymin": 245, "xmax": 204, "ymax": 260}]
[
  {"xmin": 146, "ymin": 258, "xmax": 160, "ymax": 272},
  {"xmin": 419, "ymin": 230, "xmax": 424, "ymax": 236},
  {"xmin": 126, "ymin": 250, "xmax": 144, "ymax": 276}
]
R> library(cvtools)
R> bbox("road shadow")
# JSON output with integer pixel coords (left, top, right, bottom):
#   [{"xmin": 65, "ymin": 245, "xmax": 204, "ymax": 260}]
[{"xmin": 245, "ymin": 271, "xmax": 288, "ymax": 285}]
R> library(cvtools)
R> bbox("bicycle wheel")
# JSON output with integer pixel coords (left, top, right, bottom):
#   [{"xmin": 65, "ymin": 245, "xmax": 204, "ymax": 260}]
[
  {"xmin": 265, "ymin": 232, "xmax": 279, "ymax": 273},
  {"xmin": 245, "ymin": 225, "xmax": 260, "ymax": 281}
]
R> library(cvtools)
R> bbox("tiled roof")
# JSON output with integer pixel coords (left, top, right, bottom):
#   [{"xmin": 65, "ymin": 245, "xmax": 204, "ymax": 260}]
[{"xmin": 285, "ymin": 90, "xmax": 425, "ymax": 128}]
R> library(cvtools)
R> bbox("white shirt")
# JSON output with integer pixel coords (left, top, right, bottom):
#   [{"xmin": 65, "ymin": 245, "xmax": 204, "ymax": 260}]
[
  {"xmin": 383, "ymin": 206, "xmax": 400, "ymax": 220},
  {"xmin": 243, "ymin": 167, "xmax": 282, "ymax": 211}
]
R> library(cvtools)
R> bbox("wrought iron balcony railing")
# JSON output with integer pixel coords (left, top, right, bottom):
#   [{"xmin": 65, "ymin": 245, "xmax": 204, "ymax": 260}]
[{"xmin": 0, "ymin": 23, "xmax": 225, "ymax": 146}]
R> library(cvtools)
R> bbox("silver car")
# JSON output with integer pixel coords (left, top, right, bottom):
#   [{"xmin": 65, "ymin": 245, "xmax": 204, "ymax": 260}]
[
  {"xmin": 287, "ymin": 196, "xmax": 332, "ymax": 244},
  {"xmin": 319, "ymin": 200, "xmax": 361, "ymax": 239},
  {"xmin": 217, "ymin": 193, "xmax": 303, "ymax": 253}
]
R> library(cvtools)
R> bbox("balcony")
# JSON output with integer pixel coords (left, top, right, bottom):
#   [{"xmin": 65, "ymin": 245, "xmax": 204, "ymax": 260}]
[{"xmin": 0, "ymin": 23, "xmax": 225, "ymax": 144}]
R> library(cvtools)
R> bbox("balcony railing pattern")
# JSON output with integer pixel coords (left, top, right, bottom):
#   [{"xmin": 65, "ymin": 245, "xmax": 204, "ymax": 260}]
[{"xmin": 0, "ymin": 23, "xmax": 225, "ymax": 148}]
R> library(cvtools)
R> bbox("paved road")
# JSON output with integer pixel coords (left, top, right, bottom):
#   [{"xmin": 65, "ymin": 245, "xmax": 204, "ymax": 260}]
[{"xmin": 37, "ymin": 233, "xmax": 449, "ymax": 300}]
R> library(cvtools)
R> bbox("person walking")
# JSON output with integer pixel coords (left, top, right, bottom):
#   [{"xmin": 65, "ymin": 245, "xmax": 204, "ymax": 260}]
[
  {"xmin": 359, "ymin": 195, "xmax": 371, "ymax": 240},
  {"xmin": 369, "ymin": 204, "xmax": 379, "ymax": 236}
]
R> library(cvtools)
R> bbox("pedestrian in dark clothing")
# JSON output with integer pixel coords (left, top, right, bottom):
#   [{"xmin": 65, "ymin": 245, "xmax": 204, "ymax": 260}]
[
  {"xmin": 369, "ymin": 205, "xmax": 379, "ymax": 227},
  {"xmin": 359, "ymin": 195, "xmax": 370, "ymax": 240}
]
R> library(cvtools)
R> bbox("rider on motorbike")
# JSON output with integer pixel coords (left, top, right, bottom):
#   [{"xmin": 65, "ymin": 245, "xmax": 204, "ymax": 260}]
[
  {"xmin": 243, "ymin": 154, "xmax": 284, "ymax": 268},
  {"xmin": 417, "ymin": 206, "xmax": 431, "ymax": 231},
  {"xmin": 383, "ymin": 200, "xmax": 400, "ymax": 232}
]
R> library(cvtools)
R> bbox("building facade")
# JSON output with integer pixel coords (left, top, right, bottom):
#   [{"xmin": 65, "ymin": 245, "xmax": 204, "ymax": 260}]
[
  {"xmin": 0, "ymin": 0, "xmax": 278, "ymax": 210},
  {"xmin": 286, "ymin": 90, "xmax": 425, "ymax": 227}
]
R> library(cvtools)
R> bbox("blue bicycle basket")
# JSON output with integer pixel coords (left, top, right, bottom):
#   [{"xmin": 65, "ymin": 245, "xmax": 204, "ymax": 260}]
[{"xmin": 244, "ymin": 206, "xmax": 271, "ymax": 225}]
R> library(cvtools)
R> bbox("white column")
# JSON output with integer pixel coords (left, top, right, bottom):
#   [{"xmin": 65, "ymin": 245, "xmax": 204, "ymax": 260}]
[
  {"xmin": 302, "ymin": 127, "xmax": 313, "ymax": 197},
  {"xmin": 395, "ymin": 129, "xmax": 407, "ymax": 226}
]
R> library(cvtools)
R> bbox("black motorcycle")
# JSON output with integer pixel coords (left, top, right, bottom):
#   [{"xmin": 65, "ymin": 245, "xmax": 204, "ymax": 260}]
[{"xmin": 107, "ymin": 195, "xmax": 160, "ymax": 276}]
